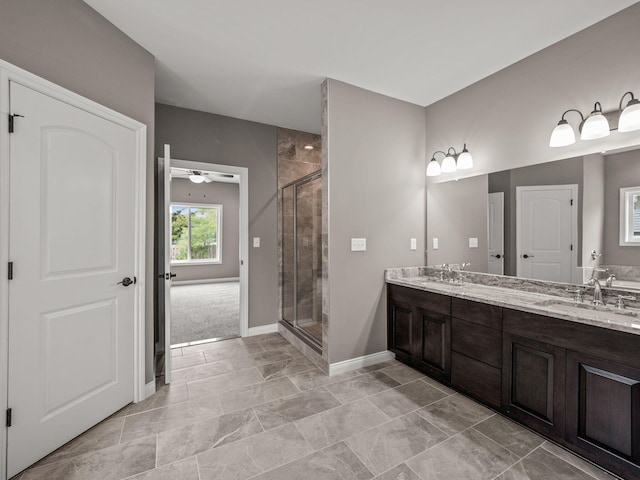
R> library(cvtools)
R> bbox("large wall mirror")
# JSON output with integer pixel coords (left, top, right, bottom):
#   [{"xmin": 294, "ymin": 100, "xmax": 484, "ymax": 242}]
[{"xmin": 426, "ymin": 145, "xmax": 640, "ymax": 290}]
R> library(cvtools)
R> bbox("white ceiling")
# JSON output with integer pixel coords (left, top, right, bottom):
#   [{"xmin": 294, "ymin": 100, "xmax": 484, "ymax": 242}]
[{"xmin": 84, "ymin": 0, "xmax": 638, "ymax": 134}]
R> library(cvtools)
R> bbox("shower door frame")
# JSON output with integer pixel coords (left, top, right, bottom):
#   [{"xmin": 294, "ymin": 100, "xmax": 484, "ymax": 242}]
[{"xmin": 280, "ymin": 170, "xmax": 322, "ymax": 350}]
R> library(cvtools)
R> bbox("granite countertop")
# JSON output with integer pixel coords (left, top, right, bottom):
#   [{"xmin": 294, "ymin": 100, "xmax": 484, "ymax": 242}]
[{"xmin": 386, "ymin": 272, "xmax": 640, "ymax": 337}]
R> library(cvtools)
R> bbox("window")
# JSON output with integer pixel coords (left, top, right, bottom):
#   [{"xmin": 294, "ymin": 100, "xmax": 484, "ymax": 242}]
[
  {"xmin": 619, "ymin": 186, "xmax": 640, "ymax": 246},
  {"xmin": 171, "ymin": 204, "xmax": 222, "ymax": 263}
]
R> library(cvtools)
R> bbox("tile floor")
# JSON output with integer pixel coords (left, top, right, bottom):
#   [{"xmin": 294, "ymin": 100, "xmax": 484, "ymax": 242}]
[{"xmin": 12, "ymin": 333, "xmax": 620, "ymax": 480}]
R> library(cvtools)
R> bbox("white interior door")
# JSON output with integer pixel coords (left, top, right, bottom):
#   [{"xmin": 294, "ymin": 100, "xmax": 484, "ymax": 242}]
[
  {"xmin": 488, "ymin": 192, "xmax": 504, "ymax": 275},
  {"xmin": 7, "ymin": 81, "xmax": 138, "ymax": 476},
  {"xmin": 516, "ymin": 185, "xmax": 577, "ymax": 283},
  {"xmin": 163, "ymin": 145, "xmax": 172, "ymax": 383}
]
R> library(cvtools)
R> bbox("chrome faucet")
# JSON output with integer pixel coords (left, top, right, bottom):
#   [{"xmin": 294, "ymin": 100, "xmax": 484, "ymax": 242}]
[
  {"xmin": 588, "ymin": 278, "xmax": 604, "ymax": 305},
  {"xmin": 605, "ymin": 274, "xmax": 616, "ymax": 287}
]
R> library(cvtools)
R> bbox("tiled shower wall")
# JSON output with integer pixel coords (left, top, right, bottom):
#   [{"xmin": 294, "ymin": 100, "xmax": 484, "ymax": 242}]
[{"xmin": 277, "ymin": 127, "xmax": 326, "ymax": 369}]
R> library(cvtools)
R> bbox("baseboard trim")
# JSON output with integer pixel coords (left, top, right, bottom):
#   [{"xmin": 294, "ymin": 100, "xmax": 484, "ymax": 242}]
[
  {"xmin": 246, "ymin": 324, "xmax": 279, "ymax": 337},
  {"xmin": 144, "ymin": 380, "xmax": 156, "ymax": 400},
  {"xmin": 172, "ymin": 277, "xmax": 239, "ymax": 286},
  {"xmin": 329, "ymin": 350, "xmax": 395, "ymax": 376}
]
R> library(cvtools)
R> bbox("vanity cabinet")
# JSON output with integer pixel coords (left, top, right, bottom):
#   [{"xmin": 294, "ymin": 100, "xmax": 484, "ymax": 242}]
[
  {"xmin": 451, "ymin": 298, "xmax": 502, "ymax": 409},
  {"xmin": 387, "ymin": 284, "xmax": 451, "ymax": 382},
  {"xmin": 387, "ymin": 283, "xmax": 640, "ymax": 480}
]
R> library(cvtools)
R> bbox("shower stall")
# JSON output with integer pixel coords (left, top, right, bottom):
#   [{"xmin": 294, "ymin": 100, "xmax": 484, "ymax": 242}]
[{"xmin": 281, "ymin": 170, "xmax": 323, "ymax": 347}]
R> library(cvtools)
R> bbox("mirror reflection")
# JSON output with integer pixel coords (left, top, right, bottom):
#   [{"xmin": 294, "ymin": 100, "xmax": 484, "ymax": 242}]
[{"xmin": 426, "ymin": 146, "xmax": 640, "ymax": 291}]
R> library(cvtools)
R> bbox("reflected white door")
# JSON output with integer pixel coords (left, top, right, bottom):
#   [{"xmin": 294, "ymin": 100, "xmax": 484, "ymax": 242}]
[
  {"xmin": 516, "ymin": 185, "xmax": 577, "ymax": 283},
  {"xmin": 162, "ymin": 145, "xmax": 172, "ymax": 383},
  {"xmin": 488, "ymin": 192, "xmax": 504, "ymax": 275},
  {"xmin": 7, "ymin": 82, "xmax": 137, "ymax": 476}
]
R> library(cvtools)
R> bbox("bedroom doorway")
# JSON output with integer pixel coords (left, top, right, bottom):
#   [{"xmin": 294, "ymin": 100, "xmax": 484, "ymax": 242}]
[
  {"xmin": 157, "ymin": 151, "xmax": 248, "ymax": 383},
  {"xmin": 169, "ymin": 172, "xmax": 241, "ymax": 345}
]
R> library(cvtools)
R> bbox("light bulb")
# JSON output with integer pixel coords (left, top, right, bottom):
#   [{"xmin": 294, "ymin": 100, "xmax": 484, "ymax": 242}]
[
  {"xmin": 189, "ymin": 174, "xmax": 205, "ymax": 184},
  {"xmin": 457, "ymin": 145, "xmax": 473, "ymax": 169},
  {"xmin": 441, "ymin": 154, "xmax": 457, "ymax": 173},
  {"xmin": 426, "ymin": 158, "xmax": 441, "ymax": 177},
  {"xmin": 580, "ymin": 103, "xmax": 610, "ymax": 140},
  {"xmin": 549, "ymin": 120, "xmax": 576, "ymax": 147},
  {"xmin": 618, "ymin": 98, "xmax": 640, "ymax": 132}
]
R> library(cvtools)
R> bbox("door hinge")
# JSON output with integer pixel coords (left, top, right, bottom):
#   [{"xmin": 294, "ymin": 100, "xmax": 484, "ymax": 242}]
[
  {"xmin": 570, "ymin": 244, "xmax": 574, "ymax": 251},
  {"xmin": 6, "ymin": 408, "xmax": 12, "ymax": 427},
  {"xmin": 570, "ymin": 199, "xmax": 573, "ymax": 206},
  {"xmin": 8, "ymin": 261, "xmax": 13, "ymax": 280},
  {"xmin": 8, "ymin": 113, "xmax": 24, "ymax": 133}
]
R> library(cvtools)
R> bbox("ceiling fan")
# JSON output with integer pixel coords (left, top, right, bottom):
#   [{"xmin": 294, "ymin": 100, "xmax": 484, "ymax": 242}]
[{"xmin": 171, "ymin": 169, "xmax": 214, "ymax": 184}]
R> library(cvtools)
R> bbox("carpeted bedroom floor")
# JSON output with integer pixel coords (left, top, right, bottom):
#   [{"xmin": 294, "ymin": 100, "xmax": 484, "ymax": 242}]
[{"xmin": 170, "ymin": 281, "xmax": 240, "ymax": 345}]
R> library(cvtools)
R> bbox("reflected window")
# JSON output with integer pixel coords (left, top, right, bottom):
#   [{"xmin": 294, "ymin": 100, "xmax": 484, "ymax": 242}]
[
  {"xmin": 171, "ymin": 203, "xmax": 222, "ymax": 263},
  {"xmin": 619, "ymin": 187, "xmax": 640, "ymax": 245}
]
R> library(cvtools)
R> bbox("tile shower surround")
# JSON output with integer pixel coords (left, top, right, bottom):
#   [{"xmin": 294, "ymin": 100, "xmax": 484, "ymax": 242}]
[
  {"xmin": 277, "ymin": 125, "xmax": 325, "ymax": 366},
  {"xmin": 12, "ymin": 333, "xmax": 619, "ymax": 480}
]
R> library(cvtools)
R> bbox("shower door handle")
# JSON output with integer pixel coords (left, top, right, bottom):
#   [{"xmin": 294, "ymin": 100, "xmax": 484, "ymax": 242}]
[{"xmin": 165, "ymin": 272, "xmax": 177, "ymax": 280}]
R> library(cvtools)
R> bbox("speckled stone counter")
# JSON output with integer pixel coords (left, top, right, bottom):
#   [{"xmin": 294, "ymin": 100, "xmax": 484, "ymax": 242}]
[{"xmin": 385, "ymin": 267, "xmax": 640, "ymax": 336}]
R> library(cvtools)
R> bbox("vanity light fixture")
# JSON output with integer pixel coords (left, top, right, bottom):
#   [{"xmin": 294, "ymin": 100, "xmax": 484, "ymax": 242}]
[
  {"xmin": 426, "ymin": 145, "xmax": 473, "ymax": 177},
  {"xmin": 550, "ymin": 91, "xmax": 640, "ymax": 147}
]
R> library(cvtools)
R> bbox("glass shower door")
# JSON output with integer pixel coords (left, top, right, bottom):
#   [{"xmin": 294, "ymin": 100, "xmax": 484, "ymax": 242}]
[{"xmin": 281, "ymin": 171, "xmax": 322, "ymax": 347}]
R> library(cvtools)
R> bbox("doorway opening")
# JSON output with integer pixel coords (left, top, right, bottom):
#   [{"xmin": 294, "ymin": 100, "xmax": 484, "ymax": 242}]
[
  {"xmin": 169, "ymin": 170, "xmax": 241, "ymax": 346},
  {"xmin": 156, "ymin": 152, "xmax": 248, "ymax": 383}
]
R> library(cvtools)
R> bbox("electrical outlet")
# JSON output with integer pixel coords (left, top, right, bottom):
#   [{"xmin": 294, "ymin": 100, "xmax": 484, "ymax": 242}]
[
  {"xmin": 432, "ymin": 238, "xmax": 439, "ymax": 249},
  {"xmin": 351, "ymin": 238, "xmax": 366, "ymax": 252},
  {"xmin": 410, "ymin": 238, "xmax": 417, "ymax": 250},
  {"xmin": 253, "ymin": 237, "xmax": 260, "ymax": 248},
  {"xmin": 469, "ymin": 237, "xmax": 478, "ymax": 248}
]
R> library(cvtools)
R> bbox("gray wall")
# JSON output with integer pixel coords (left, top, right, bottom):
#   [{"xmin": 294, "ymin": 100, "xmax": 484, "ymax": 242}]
[
  {"xmin": 0, "ymin": 0, "xmax": 156, "ymax": 382},
  {"xmin": 424, "ymin": 3, "xmax": 640, "ymax": 184},
  {"xmin": 325, "ymin": 79, "xmax": 426, "ymax": 364},
  {"xmin": 427, "ymin": 175, "xmax": 489, "ymax": 273},
  {"xmin": 155, "ymin": 103, "xmax": 278, "ymax": 328},
  {"xmin": 171, "ymin": 179, "xmax": 240, "ymax": 282},
  {"xmin": 603, "ymin": 149, "xmax": 640, "ymax": 265},
  {"xmin": 582, "ymin": 154, "xmax": 605, "ymax": 279}
]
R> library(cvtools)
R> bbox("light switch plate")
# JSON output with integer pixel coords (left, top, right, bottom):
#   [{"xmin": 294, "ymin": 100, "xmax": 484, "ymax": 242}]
[
  {"xmin": 432, "ymin": 238, "xmax": 439, "ymax": 249},
  {"xmin": 351, "ymin": 238, "xmax": 366, "ymax": 252},
  {"xmin": 253, "ymin": 237, "xmax": 260, "ymax": 248},
  {"xmin": 410, "ymin": 238, "xmax": 417, "ymax": 250},
  {"xmin": 469, "ymin": 237, "xmax": 478, "ymax": 248}
]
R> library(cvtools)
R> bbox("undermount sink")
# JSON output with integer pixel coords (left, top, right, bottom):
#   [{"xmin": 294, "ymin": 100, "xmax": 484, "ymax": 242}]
[{"xmin": 534, "ymin": 298, "xmax": 638, "ymax": 318}]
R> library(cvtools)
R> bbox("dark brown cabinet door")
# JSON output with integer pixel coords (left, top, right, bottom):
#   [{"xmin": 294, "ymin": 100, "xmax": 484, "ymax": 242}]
[
  {"xmin": 415, "ymin": 308, "xmax": 451, "ymax": 382},
  {"xmin": 502, "ymin": 333, "xmax": 566, "ymax": 441},
  {"xmin": 387, "ymin": 298, "xmax": 415, "ymax": 361},
  {"xmin": 566, "ymin": 351, "xmax": 640, "ymax": 479}
]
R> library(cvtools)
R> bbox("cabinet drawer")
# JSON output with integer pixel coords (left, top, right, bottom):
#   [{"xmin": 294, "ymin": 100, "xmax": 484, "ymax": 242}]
[
  {"xmin": 452, "ymin": 317, "xmax": 502, "ymax": 368},
  {"xmin": 452, "ymin": 297, "xmax": 502, "ymax": 329},
  {"xmin": 451, "ymin": 351, "xmax": 501, "ymax": 409},
  {"xmin": 388, "ymin": 284, "xmax": 450, "ymax": 316}
]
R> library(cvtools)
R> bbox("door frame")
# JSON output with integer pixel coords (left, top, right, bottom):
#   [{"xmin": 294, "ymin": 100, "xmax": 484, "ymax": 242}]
[
  {"xmin": 515, "ymin": 184, "xmax": 579, "ymax": 284},
  {"xmin": 0, "ymin": 59, "xmax": 147, "ymax": 479},
  {"xmin": 167, "ymin": 158, "xmax": 249, "ymax": 339}
]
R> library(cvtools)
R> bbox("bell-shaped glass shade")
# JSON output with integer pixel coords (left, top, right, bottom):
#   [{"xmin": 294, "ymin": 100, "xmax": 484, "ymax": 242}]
[
  {"xmin": 618, "ymin": 98, "xmax": 640, "ymax": 133},
  {"xmin": 457, "ymin": 149, "xmax": 473, "ymax": 169},
  {"xmin": 441, "ymin": 154, "xmax": 457, "ymax": 173},
  {"xmin": 426, "ymin": 158, "xmax": 441, "ymax": 176},
  {"xmin": 189, "ymin": 174, "xmax": 206, "ymax": 183},
  {"xmin": 580, "ymin": 113, "xmax": 610, "ymax": 140},
  {"xmin": 549, "ymin": 120, "xmax": 576, "ymax": 147}
]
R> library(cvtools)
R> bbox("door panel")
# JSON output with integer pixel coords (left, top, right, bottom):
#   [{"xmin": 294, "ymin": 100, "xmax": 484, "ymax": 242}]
[
  {"xmin": 488, "ymin": 192, "xmax": 504, "ymax": 275},
  {"xmin": 7, "ymin": 81, "xmax": 137, "ymax": 476},
  {"xmin": 517, "ymin": 186, "xmax": 576, "ymax": 283},
  {"xmin": 502, "ymin": 333, "xmax": 566, "ymax": 441},
  {"xmin": 566, "ymin": 351, "xmax": 640, "ymax": 468}
]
